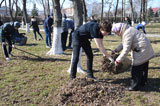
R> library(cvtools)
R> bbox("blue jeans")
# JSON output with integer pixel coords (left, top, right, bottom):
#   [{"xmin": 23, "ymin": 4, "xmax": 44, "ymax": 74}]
[
  {"xmin": 70, "ymin": 30, "xmax": 93, "ymax": 79},
  {"xmin": 44, "ymin": 28, "xmax": 51, "ymax": 46}
]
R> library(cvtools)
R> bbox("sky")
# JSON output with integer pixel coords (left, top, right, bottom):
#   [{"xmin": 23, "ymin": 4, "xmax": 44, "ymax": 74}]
[
  {"xmin": 148, "ymin": 0, "xmax": 160, "ymax": 8},
  {"xmin": 1, "ymin": 0, "xmax": 160, "ymax": 11}
]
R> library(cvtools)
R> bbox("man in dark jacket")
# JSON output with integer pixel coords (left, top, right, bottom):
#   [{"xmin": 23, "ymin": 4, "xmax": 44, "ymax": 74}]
[
  {"xmin": 30, "ymin": 16, "xmax": 43, "ymax": 41},
  {"xmin": 43, "ymin": 14, "xmax": 53, "ymax": 48},
  {"xmin": 70, "ymin": 21, "xmax": 114, "ymax": 81},
  {"xmin": 0, "ymin": 21, "xmax": 20, "ymax": 61},
  {"xmin": 61, "ymin": 14, "xmax": 69, "ymax": 51}
]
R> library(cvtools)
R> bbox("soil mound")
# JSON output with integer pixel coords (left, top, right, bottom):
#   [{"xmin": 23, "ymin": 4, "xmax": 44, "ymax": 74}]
[
  {"xmin": 57, "ymin": 78, "xmax": 125, "ymax": 106},
  {"xmin": 101, "ymin": 54, "xmax": 131, "ymax": 74}
]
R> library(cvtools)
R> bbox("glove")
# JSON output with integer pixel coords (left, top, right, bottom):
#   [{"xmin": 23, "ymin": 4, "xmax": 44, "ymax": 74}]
[
  {"xmin": 108, "ymin": 56, "xmax": 115, "ymax": 64},
  {"xmin": 12, "ymin": 45, "xmax": 16, "ymax": 48},
  {"xmin": 115, "ymin": 60, "xmax": 119, "ymax": 66}
]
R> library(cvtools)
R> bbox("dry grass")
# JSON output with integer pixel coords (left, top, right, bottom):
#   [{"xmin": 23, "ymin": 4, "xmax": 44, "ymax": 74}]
[{"xmin": 0, "ymin": 25, "xmax": 160, "ymax": 106}]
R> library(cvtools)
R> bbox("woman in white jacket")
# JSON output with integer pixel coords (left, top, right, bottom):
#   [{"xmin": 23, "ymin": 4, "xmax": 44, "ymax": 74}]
[{"xmin": 112, "ymin": 23, "xmax": 154, "ymax": 91}]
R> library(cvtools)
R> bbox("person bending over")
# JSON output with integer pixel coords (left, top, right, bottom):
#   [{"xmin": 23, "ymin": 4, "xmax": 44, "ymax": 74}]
[{"xmin": 70, "ymin": 21, "xmax": 114, "ymax": 81}]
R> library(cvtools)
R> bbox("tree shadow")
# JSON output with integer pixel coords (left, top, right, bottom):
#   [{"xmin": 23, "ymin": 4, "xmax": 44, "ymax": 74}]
[
  {"xmin": 110, "ymin": 78, "xmax": 160, "ymax": 92},
  {"xmin": 24, "ymin": 43, "xmax": 38, "ymax": 46},
  {"xmin": 150, "ymin": 40, "xmax": 160, "ymax": 44},
  {"xmin": 12, "ymin": 55, "xmax": 69, "ymax": 62},
  {"xmin": 103, "ymin": 39, "xmax": 120, "ymax": 42},
  {"xmin": 154, "ymin": 53, "xmax": 160, "ymax": 58},
  {"xmin": 149, "ymin": 67, "xmax": 160, "ymax": 70}
]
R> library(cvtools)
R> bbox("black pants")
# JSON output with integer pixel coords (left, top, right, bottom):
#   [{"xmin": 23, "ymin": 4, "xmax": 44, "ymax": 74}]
[
  {"xmin": 68, "ymin": 29, "xmax": 74, "ymax": 47},
  {"xmin": 2, "ymin": 36, "xmax": 12, "ymax": 58},
  {"xmin": 70, "ymin": 31, "xmax": 93, "ymax": 79},
  {"xmin": 33, "ymin": 29, "xmax": 43, "ymax": 40},
  {"xmin": 130, "ymin": 61, "xmax": 149, "ymax": 89},
  {"xmin": 61, "ymin": 31, "xmax": 68, "ymax": 51}
]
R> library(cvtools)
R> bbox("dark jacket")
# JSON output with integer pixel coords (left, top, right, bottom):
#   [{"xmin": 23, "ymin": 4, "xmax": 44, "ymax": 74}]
[
  {"xmin": 0, "ymin": 22, "xmax": 15, "ymax": 42},
  {"xmin": 30, "ymin": 18, "xmax": 39, "ymax": 31},
  {"xmin": 62, "ymin": 18, "xmax": 69, "ymax": 32},
  {"xmin": 43, "ymin": 16, "xmax": 53, "ymax": 32},
  {"xmin": 77, "ymin": 21, "xmax": 103, "ymax": 39},
  {"xmin": 0, "ymin": 22, "xmax": 22, "ymax": 43},
  {"xmin": 67, "ymin": 19, "xmax": 74, "ymax": 30}
]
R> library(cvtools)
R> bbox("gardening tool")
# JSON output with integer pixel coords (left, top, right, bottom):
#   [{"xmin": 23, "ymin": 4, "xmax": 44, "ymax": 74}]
[
  {"xmin": 7, "ymin": 44, "xmax": 41, "ymax": 59},
  {"xmin": 14, "ymin": 47, "xmax": 41, "ymax": 59}
]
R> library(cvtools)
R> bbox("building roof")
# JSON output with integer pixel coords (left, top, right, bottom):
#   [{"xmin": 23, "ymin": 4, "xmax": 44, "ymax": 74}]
[{"xmin": 152, "ymin": 7, "xmax": 160, "ymax": 13}]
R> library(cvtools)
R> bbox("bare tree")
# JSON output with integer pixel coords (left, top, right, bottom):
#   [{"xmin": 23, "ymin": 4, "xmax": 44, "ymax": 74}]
[
  {"xmin": 114, "ymin": 0, "xmax": 119, "ymax": 22},
  {"xmin": 46, "ymin": 0, "xmax": 50, "ymax": 16},
  {"xmin": 129, "ymin": 0, "xmax": 134, "ymax": 22},
  {"xmin": 37, "ymin": 0, "xmax": 47, "ymax": 19},
  {"xmin": 105, "ymin": 0, "xmax": 113, "ymax": 20},
  {"xmin": 0, "ymin": 0, "xmax": 5, "ymax": 8},
  {"xmin": 14, "ymin": 0, "xmax": 19, "ymax": 19},
  {"xmin": 47, "ymin": 0, "xmax": 63, "ymax": 55},
  {"xmin": 101, "ymin": 0, "xmax": 104, "ymax": 22},
  {"xmin": 22, "ymin": 0, "xmax": 30, "ymax": 32},
  {"xmin": 61, "ymin": 0, "xmax": 65, "ymax": 9},
  {"xmin": 81, "ymin": 0, "xmax": 87, "ymax": 23},
  {"xmin": 8, "ymin": 0, "xmax": 14, "ymax": 21},
  {"xmin": 142, "ymin": 0, "xmax": 146, "ymax": 21}
]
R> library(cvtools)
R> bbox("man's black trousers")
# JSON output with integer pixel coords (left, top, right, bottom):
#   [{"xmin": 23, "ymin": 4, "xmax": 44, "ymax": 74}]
[{"xmin": 70, "ymin": 31, "xmax": 93, "ymax": 79}]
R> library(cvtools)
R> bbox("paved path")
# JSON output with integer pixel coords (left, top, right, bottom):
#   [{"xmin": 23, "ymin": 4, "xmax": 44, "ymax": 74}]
[{"xmin": 146, "ymin": 34, "xmax": 160, "ymax": 37}]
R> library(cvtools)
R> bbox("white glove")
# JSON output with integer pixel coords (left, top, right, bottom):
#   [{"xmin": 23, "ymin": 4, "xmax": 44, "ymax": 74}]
[
  {"xmin": 108, "ymin": 56, "xmax": 114, "ymax": 64},
  {"xmin": 12, "ymin": 45, "xmax": 16, "ymax": 48}
]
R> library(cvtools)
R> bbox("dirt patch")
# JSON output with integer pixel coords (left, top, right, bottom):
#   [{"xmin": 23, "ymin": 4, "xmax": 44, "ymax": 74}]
[
  {"xmin": 101, "ymin": 54, "xmax": 123, "ymax": 74},
  {"xmin": 56, "ymin": 78, "xmax": 125, "ymax": 106}
]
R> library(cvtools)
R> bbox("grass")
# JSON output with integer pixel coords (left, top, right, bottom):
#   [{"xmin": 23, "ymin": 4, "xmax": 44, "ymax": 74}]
[{"xmin": 0, "ymin": 24, "xmax": 160, "ymax": 105}]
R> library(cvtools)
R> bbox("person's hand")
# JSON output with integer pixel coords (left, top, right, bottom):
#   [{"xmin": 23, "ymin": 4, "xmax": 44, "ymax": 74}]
[
  {"xmin": 115, "ymin": 60, "xmax": 119, "ymax": 66},
  {"xmin": 108, "ymin": 56, "xmax": 115, "ymax": 65},
  {"xmin": 12, "ymin": 45, "xmax": 16, "ymax": 49}
]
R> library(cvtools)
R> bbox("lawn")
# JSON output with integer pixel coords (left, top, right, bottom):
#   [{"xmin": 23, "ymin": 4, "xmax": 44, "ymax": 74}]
[{"xmin": 0, "ymin": 25, "xmax": 160, "ymax": 106}]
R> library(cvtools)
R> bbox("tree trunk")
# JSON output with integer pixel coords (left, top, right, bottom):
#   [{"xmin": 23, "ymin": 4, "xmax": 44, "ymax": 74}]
[
  {"xmin": 122, "ymin": 0, "xmax": 124, "ymax": 22},
  {"xmin": 140, "ymin": 0, "xmax": 142, "ymax": 22},
  {"xmin": 61, "ymin": 0, "xmax": 65, "ymax": 9},
  {"xmin": 14, "ymin": 0, "xmax": 19, "ymax": 19},
  {"xmin": 101, "ymin": 0, "xmax": 104, "ymax": 23},
  {"xmin": 114, "ymin": 0, "xmax": 119, "ymax": 22},
  {"xmin": 129, "ymin": 0, "xmax": 134, "ymax": 24},
  {"xmin": 142, "ymin": 0, "xmax": 146, "ymax": 21},
  {"xmin": 73, "ymin": 0, "xmax": 83, "ymax": 28},
  {"xmin": 0, "ymin": 0, "xmax": 5, "ymax": 8},
  {"xmin": 107, "ymin": 0, "xmax": 113, "ymax": 20},
  {"xmin": 9, "ymin": 0, "xmax": 14, "ymax": 21},
  {"xmin": 81, "ymin": 0, "xmax": 87, "ymax": 23},
  {"xmin": 47, "ymin": 0, "xmax": 63, "ymax": 55},
  {"xmin": 68, "ymin": 0, "xmax": 84, "ymax": 74},
  {"xmin": 23, "ymin": 0, "xmax": 30, "ymax": 33},
  {"xmin": 46, "ymin": 0, "xmax": 50, "ymax": 16}
]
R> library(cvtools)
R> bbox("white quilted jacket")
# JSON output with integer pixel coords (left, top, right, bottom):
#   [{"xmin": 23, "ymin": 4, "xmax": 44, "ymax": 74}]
[{"xmin": 115, "ymin": 24, "xmax": 154, "ymax": 66}]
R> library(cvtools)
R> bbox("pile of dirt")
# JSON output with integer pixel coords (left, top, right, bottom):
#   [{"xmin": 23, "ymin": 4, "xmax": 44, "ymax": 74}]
[
  {"xmin": 56, "ymin": 78, "xmax": 125, "ymax": 106},
  {"xmin": 101, "ymin": 54, "xmax": 123, "ymax": 74}
]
